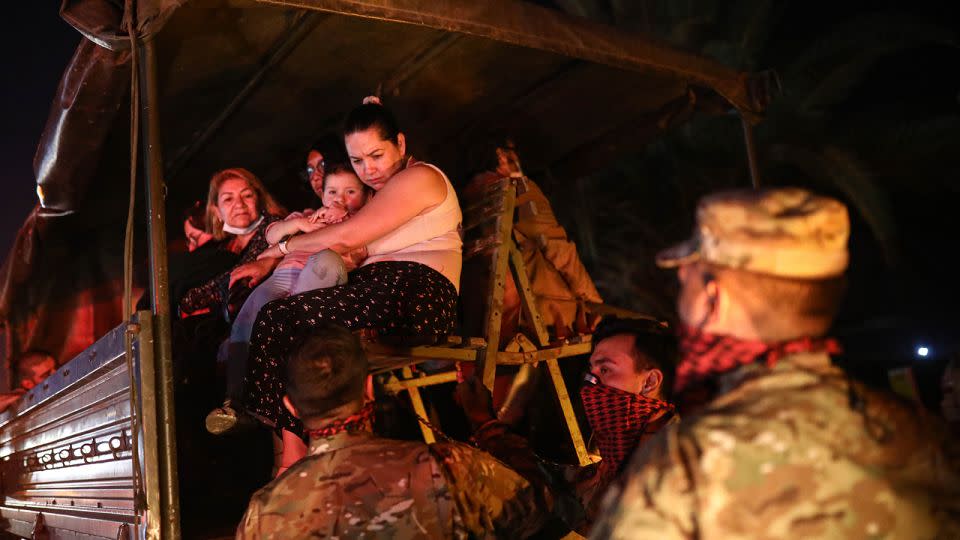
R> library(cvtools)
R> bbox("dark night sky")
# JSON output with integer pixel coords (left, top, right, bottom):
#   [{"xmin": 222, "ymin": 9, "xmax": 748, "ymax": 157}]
[{"xmin": 0, "ymin": 4, "xmax": 80, "ymax": 257}]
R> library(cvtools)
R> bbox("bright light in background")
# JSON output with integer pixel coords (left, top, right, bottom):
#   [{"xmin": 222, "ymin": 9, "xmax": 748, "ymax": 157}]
[{"xmin": 916, "ymin": 346, "xmax": 929, "ymax": 358}]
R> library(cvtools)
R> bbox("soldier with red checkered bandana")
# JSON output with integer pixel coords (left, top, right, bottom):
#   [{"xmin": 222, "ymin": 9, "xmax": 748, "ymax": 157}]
[
  {"xmin": 592, "ymin": 187, "xmax": 960, "ymax": 539},
  {"xmin": 456, "ymin": 317, "xmax": 679, "ymax": 535}
]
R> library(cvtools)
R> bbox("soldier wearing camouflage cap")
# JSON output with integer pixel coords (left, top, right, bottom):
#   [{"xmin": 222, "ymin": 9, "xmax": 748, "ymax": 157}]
[
  {"xmin": 591, "ymin": 188, "xmax": 960, "ymax": 539},
  {"xmin": 236, "ymin": 322, "xmax": 547, "ymax": 539}
]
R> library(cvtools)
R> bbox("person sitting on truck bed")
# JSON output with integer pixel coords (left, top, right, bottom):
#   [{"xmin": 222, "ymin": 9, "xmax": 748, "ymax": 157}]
[
  {"xmin": 0, "ymin": 350, "xmax": 57, "ymax": 412},
  {"xmin": 207, "ymin": 158, "xmax": 372, "ymax": 435},
  {"xmin": 462, "ymin": 137, "xmax": 603, "ymax": 342},
  {"xmin": 176, "ymin": 168, "xmax": 285, "ymax": 318},
  {"xmin": 236, "ymin": 96, "xmax": 462, "ymax": 475},
  {"xmin": 145, "ymin": 201, "xmax": 238, "ymax": 314},
  {"xmin": 183, "ymin": 200, "xmax": 214, "ymax": 253},
  {"xmin": 236, "ymin": 322, "xmax": 547, "ymax": 540}
]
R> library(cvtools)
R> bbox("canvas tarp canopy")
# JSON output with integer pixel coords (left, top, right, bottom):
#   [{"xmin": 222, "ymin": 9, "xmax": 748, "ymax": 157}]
[{"xmin": 0, "ymin": 0, "xmax": 770, "ymax": 388}]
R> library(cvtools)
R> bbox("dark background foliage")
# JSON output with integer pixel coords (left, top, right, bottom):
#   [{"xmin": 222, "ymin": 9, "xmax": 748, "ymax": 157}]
[{"xmin": 530, "ymin": 0, "xmax": 960, "ymax": 403}]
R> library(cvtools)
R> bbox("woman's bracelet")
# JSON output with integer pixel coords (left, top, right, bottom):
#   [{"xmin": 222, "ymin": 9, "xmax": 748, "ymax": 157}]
[{"xmin": 278, "ymin": 234, "xmax": 292, "ymax": 255}]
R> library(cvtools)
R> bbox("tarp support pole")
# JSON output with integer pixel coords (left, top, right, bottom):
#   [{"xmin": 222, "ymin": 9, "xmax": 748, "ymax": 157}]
[
  {"xmin": 137, "ymin": 37, "xmax": 182, "ymax": 540},
  {"xmin": 741, "ymin": 115, "xmax": 761, "ymax": 189}
]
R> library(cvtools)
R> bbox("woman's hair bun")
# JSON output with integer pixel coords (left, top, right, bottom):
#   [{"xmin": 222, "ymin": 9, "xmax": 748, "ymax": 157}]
[{"xmin": 344, "ymin": 95, "xmax": 399, "ymax": 143}]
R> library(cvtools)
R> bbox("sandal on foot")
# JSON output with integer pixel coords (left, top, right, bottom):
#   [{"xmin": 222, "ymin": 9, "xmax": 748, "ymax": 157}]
[{"xmin": 205, "ymin": 401, "xmax": 256, "ymax": 435}]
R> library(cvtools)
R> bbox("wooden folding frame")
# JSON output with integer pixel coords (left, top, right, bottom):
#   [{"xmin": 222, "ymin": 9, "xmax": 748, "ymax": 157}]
[{"xmin": 363, "ymin": 176, "xmax": 596, "ymax": 465}]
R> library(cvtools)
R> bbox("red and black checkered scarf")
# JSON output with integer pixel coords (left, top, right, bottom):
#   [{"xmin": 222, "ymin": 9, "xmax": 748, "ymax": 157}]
[
  {"xmin": 674, "ymin": 326, "xmax": 842, "ymax": 408},
  {"xmin": 305, "ymin": 403, "xmax": 375, "ymax": 440},
  {"xmin": 580, "ymin": 382, "xmax": 675, "ymax": 482}
]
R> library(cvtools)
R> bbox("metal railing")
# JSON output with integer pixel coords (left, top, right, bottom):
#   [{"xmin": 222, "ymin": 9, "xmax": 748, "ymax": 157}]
[{"xmin": 0, "ymin": 312, "xmax": 161, "ymax": 540}]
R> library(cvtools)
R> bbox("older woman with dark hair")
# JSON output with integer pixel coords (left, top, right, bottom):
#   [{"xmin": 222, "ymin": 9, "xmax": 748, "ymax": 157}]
[{"xmin": 177, "ymin": 167, "xmax": 285, "ymax": 317}]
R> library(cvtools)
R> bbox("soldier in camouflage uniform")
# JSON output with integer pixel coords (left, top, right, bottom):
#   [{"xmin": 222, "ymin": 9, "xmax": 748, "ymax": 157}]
[
  {"xmin": 236, "ymin": 323, "xmax": 546, "ymax": 539},
  {"xmin": 592, "ymin": 188, "xmax": 960, "ymax": 539}
]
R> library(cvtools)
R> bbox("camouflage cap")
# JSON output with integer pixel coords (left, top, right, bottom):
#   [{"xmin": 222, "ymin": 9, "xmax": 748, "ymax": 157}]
[{"xmin": 656, "ymin": 187, "xmax": 849, "ymax": 278}]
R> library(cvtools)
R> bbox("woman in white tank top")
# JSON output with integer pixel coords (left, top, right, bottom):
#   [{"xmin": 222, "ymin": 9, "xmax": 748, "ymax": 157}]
[{"xmin": 240, "ymin": 97, "xmax": 462, "ymax": 474}]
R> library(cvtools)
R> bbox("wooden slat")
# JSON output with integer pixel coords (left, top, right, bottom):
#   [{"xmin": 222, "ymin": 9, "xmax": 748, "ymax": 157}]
[
  {"xmin": 401, "ymin": 367, "xmax": 436, "ymax": 444},
  {"xmin": 363, "ymin": 344, "xmax": 479, "ymax": 362},
  {"xmin": 496, "ymin": 340, "xmax": 593, "ymax": 365},
  {"xmin": 460, "ymin": 337, "xmax": 487, "ymax": 349},
  {"xmin": 382, "ymin": 371, "xmax": 459, "ymax": 394},
  {"xmin": 463, "ymin": 235, "xmax": 502, "ymax": 260},
  {"xmin": 462, "ymin": 178, "xmax": 511, "ymax": 205},
  {"xmin": 478, "ymin": 184, "xmax": 517, "ymax": 390},
  {"xmin": 368, "ymin": 357, "xmax": 420, "ymax": 374},
  {"xmin": 463, "ymin": 188, "xmax": 507, "ymax": 210},
  {"xmin": 509, "ymin": 244, "xmax": 550, "ymax": 347},
  {"xmin": 463, "ymin": 199, "xmax": 507, "ymax": 231},
  {"xmin": 545, "ymin": 358, "xmax": 590, "ymax": 466}
]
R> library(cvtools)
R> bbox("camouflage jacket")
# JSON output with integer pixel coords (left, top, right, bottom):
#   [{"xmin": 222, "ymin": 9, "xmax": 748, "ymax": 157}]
[
  {"xmin": 472, "ymin": 413, "xmax": 678, "ymax": 535},
  {"xmin": 236, "ymin": 430, "xmax": 545, "ymax": 539},
  {"xmin": 591, "ymin": 352, "xmax": 960, "ymax": 539}
]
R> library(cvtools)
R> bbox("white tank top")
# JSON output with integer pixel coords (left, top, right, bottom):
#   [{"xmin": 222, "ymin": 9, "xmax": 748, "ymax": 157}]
[{"xmin": 363, "ymin": 162, "xmax": 463, "ymax": 290}]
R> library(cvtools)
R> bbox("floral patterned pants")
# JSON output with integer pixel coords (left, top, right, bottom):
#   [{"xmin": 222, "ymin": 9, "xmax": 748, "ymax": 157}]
[{"xmin": 243, "ymin": 261, "xmax": 459, "ymax": 434}]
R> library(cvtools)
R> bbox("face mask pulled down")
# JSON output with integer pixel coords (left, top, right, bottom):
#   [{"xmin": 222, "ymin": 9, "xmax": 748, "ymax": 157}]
[{"xmin": 222, "ymin": 215, "xmax": 264, "ymax": 236}]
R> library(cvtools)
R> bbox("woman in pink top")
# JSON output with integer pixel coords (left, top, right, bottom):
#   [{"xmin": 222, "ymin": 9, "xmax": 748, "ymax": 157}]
[{"xmin": 240, "ymin": 97, "xmax": 463, "ymax": 474}]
